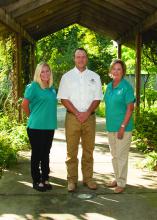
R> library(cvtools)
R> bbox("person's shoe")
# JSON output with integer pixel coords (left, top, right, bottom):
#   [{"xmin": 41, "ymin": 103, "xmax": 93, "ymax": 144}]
[
  {"xmin": 83, "ymin": 181, "xmax": 97, "ymax": 190},
  {"xmin": 44, "ymin": 181, "xmax": 52, "ymax": 190},
  {"xmin": 33, "ymin": 182, "xmax": 46, "ymax": 192},
  {"xmin": 106, "ymin": 180, "xmax": 117, "ymax": 188},
  {"xmin": 114, "ymin": 186, "xmax": 125, "ymax": 194},
  {"xmin": 68, "ymin": 182, "xmax": 76, "ymax": 192}
]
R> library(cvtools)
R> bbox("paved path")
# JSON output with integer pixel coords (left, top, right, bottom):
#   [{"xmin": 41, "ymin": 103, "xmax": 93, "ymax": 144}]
[{"xmin": 0, "ymin": 106, "xmax": 157, "ymax": 220}]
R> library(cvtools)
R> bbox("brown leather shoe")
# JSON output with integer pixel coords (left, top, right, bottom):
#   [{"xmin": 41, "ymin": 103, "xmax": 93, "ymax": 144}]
[
  {"xmin": 68, "ymin": 182, "xmax": 76, "ymax": 192},
  {"xmin": 114, "ymin": 186, "xmax": 125, "ymax": 194},
  {"xmin": 106, "ymin": 180, "xmax": 117, "ymax": 188},
  {"xmin": 84, "ymin": 181, "xmax": 97, "ymax": 190}
]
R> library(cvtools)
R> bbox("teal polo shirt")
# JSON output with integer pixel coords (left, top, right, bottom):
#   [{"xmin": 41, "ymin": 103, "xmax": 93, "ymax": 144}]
[
  {"xmin": 24, "ymin": 81, "xmax": 57, "ymax": 130},
  {"xmin": 104, "ymin": 78, "xmax": 135, "ymax": 132}
]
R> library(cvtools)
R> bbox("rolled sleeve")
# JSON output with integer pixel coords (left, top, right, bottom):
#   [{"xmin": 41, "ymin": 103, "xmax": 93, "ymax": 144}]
[
  {"xmin": 94, "ymin": 76, "xmax": 103, "ymax": 100},
  {"xmin": 24, "ymin": 83, "xmax": 34, "ymax": 101},
  {"xmin": 125, "ymin": 85, "xmax": 135, "ymax": 104}
]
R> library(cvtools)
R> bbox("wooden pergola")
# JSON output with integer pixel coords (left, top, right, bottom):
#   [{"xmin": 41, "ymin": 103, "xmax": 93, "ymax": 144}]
[{"xmin": 1, "ymin": 0, "xmax": 157, "ymax": 109}]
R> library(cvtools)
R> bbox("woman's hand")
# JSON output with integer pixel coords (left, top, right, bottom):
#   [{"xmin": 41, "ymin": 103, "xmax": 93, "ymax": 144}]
[
  {"xmin": 117, "ymin": 103, "xmax": 134, "ymax": 139},
  {"xmin": 117, "ymin": 127, "xmax": 125, "ymax": 139}
]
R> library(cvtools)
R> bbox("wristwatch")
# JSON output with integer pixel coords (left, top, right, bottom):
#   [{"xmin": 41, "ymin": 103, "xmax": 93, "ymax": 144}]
[{"xmin": 121, "ymin": 124, "xmax": 125, "ymax": 128}]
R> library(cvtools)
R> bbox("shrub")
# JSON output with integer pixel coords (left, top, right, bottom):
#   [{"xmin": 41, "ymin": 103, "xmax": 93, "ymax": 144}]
[
  {"xmin": 0, "ymin": 113, "xmax": 29, "ymax": 178},
  {"xmin": 140, "ymin": 151, "xmax": 157, "ymax": 171},
  {"xmin": 96, "ymin": 101, "xmax": 105, "ymax": 117},
  {"xmin": 0, "ymin": 132, "xmax": 17, "ymax": 177},
  {"xmin": 96, "ymin": 83, "xmax": 106, "ymax": 117},
  {"xmin": 133, "ymin": 108, "xmax": 157, "ymax": 153},
  {"xmin": 133, "ymin": 107, "xmax": 157, "ymax": 170}
]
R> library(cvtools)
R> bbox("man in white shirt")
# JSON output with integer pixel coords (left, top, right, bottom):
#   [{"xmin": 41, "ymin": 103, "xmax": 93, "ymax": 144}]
[{"xmin": 57, "ymin": 48, "xmax": 103, "ymax": 192}]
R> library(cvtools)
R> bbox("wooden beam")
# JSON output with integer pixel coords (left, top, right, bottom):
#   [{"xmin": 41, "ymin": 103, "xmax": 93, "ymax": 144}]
[
  {"xmin": 27, "ymin": 16, "xmax": 79, "ymax": 36},
  {"xmin": 140, "ymin": 0, "xmax": 157, "ymax": 8},
  {"xmin": 135, "ymin": 33, "xmax": 142, "ymax": 111},
  {"xmin": 84, "ymin": 1, "xmax": 134, "ymax": 26},
  {"xmin": 79, "ymin": 17, "xmax": 118, "ymax": 39},
  {"xmin": 0, "ymin": 0, "xmax": 17, "ymax": 7},
  {"xmin": 79, "ymin": 9, "xmax": 120, "ymax": 38},
  {"xmin": 117, "ymin": 8, "xmax": 157, "ymax": 44},
  {"xmin": 34, "ymin": 20, "xmax": 76, "ymax": 40},
  {"xmin": 105, "ymin": 0, "xmax": 146, "ymax": 18},
  {"xmin": 11, "ymin": 0, "xmax": 64, "ymax": 17},
  {"xmin": 90, "ymin": 0, "xmax": 140, "ymax": 23},
  {"xmin": 15, "ymin": 33, "xmax": 22, "ymax": 99},
  {"xmin": 22, "ymin": 2, "xmax": 81, "ymax": 29},
  {"xmin": 143, "ymin": 10, "xmax": 157, "ymax": 31},
  {"xmin": 117, "ymin": 43, "xmax": 122, "ymax": 59},
  {"xmin": 121, "ymin": 0, "xmax": 155, "ymax": 13},
  {"xmin": 4, "ymin": 0, "xmax": 33, "ymax": 12},
  {"xmin": 0, "ymin": 8, "xmax": 35, "ymax": 44},
  {"xmin": 83, "ymin": 3, "xmax": 131, "ymax": 32},
  {"xmin": 30, "ymin": 44, "xmax": 35, "ymax": 79},
  {"xmin": 30, "ymin": 12, "xmax": 78, "ymax": 39}
]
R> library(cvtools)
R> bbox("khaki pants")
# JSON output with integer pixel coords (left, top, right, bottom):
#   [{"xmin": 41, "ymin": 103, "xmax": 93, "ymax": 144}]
[
  {"xmin": 65, "ymin": 112, "xmax": 96, "ymax": 183},
  {"xmin": 108, "ymin": 132, "xmax": 132, "ymax": 187}
]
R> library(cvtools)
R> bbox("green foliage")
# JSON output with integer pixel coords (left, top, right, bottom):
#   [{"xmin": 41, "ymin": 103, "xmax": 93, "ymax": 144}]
[
  {"xmin": 96, "ymin": 102, "xmax": 105, "ymax": 117},
  {"xmin": 140, "ymin": 151, "xmax": 157, "ymax": 171},
  {"xmin": 133, "ymin": 107, "xmax": 157, "ymax": 153},
  {"xmin": 0, "ymin": 114, "xmax": 29, "ymax": 150},
  {"xmin": 96, "ymin": 83, "xmax": 106, "ymax": 117},
  {"xmin": 36, "ymin": 24, "xmax": 115, "ymax": 88},
  {"xmin": 133, "ymin": 106, "xmax": 157, "ymax": 170},
  {"xmin": 143, "ymin": 40, "xmax": 157, "ymax": 68},
  {"xmin": 8, "ymin": 124, "xmax": 29, "ymax": 151},
  {"xmin": 0, "ymin": 113, "xmax": 29, "ymax": 177},
  {"xmin": 0, "ymin": 133, "xmax": 17, "ymax": 168},
  {"xmin": 122, "ymin": 46, "xmax": 136, "ymax": 73},
  {"xmin": 145, "ymin": 88, "xmax": 157, "ymax": 108},
  {"xmin": 0, "ymin": 37, "xmax": 12, "ymax": 109}
]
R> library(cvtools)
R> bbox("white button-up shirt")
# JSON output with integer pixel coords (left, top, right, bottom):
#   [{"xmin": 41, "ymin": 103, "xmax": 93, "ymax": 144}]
[{"xmin": 57, "ymin": 67, "xmax": 103, "ymax": 112}]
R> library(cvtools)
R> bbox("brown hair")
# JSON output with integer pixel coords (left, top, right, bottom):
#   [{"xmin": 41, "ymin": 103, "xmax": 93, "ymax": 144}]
[
  {"xmin": 109, "ymin": 59, "xmax": 126, "ymax": 77},
  {"xmin": 74, "ymin": 48, "xmax": 88, "ymax": 57}
]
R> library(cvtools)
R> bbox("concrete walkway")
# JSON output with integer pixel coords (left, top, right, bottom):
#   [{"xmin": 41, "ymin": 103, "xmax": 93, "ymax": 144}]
[{"xmin": 0, "ymin": 106, "xmax": 157, "ymax": 220}]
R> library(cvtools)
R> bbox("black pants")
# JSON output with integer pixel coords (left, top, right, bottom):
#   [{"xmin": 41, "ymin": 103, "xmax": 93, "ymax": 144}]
[{"xmin": 27, "ymin": 128, "xmax": 54, "ymax": 183}]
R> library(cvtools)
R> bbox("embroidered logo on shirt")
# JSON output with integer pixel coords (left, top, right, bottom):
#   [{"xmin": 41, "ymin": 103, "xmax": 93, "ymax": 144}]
[
  {"xmin": 51, "ymin": 88, "xmax": 56, "ymax": 94},
  {"xmin": 90, "ymin": 78, "xmax": 96, "ymax": 84},
  {"xmin": 117, "ymin": 88, "xmax": 124, "ymax": 95}
]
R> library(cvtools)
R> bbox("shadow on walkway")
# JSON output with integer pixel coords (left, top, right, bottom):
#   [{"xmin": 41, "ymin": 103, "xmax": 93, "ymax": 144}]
[{"xmin": 0, "ymin": 106, "xmax": 157, "ymax": 220}]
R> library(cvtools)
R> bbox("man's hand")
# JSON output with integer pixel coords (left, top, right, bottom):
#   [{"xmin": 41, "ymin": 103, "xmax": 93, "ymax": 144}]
[{"xmin": 76, "ymin": 111, "xmax": 91, "ymax": 123}]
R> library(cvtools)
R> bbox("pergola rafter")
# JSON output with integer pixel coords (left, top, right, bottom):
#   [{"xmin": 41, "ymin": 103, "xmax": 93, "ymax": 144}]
[
  {"xmin": 1, "ymin": 0, "xmax": 157, "ymax": 109},
  {"xmin": 0, "ymin": 8, "xmax": 34, "ymax": 44}
]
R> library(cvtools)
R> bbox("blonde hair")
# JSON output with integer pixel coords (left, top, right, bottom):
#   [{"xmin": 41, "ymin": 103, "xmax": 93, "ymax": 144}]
[
  {"xmin": 33, "ymin": 62, "xmax": 53, "ymax": 88},
  {"xmin": 109, "ymin": 59, "xmax": 126, "ymax": 78}
]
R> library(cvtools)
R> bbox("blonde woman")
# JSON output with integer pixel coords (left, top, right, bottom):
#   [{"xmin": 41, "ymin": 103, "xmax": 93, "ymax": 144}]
[{"xmin": 22, "ymin": 62, "xmax": 57, "ymax": 192}]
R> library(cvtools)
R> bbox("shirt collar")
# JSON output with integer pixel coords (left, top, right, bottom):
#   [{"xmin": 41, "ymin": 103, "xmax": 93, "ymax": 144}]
[
  {"xmin": 74, "ymin": 66, "xmax": 88, "ymax": 75},
  {"xmin": 112, "ymin": 78, "xmax": 124, "ymax": 89}
]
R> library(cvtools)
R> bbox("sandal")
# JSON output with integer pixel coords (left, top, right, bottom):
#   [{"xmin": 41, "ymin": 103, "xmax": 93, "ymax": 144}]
[
  {"xmin": 114, "ymin": 186, "xmax": 125, "ymax": 193},
  {"xmin": 106, "ymin": 180, "xmax": 117, "ymax": 188}
]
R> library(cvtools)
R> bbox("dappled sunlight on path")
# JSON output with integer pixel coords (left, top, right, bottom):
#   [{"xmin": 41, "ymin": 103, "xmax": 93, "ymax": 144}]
[{"xmin": 0, "ymin": 106, "xmax": 157, "ymax": 220}]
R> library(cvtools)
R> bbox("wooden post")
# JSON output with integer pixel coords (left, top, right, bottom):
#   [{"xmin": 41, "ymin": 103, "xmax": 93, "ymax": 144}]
[
  {"xmin": 15, "ymin": 33, "xmax": 22, "ymax": 121},
  {"xmin": 135, "ymin": 33, "xmax": 142, "ymax": 113},
  {"xmin": 15, "ymin": 33, "xmax": 22, "ymax": 99},
  {"xmin": 30, "ymin": 43, "xmax": 35, "ymax": 80},
  {"xmin": 117, "ymin": 43, "xmax": 122, "ymax": 59}
]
